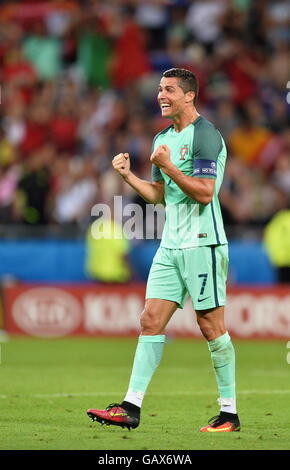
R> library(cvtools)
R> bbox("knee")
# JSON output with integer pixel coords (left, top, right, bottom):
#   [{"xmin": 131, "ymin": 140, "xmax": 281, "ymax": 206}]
[
  {"xmin": 199, "ymin": 324, "xmax": 217, "ymax": 341},
  {"xmin": 140, "ymin": 305, "xmax": 163, "ymax": 335},
  {"xmin": 197, "ymin": 318, "xmax": 226, "ymax": 342}
]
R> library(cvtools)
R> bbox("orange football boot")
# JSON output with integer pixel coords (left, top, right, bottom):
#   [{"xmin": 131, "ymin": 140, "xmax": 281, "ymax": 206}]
[{"xmin": 200, "ymin": 412, "xmax": 240, "ymax": 432}]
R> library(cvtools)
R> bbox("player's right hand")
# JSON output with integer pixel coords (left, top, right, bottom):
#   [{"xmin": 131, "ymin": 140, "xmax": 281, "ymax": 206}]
[{"xmin": 112, "ymin": 153, "xmax": 130, "ymax": 178}]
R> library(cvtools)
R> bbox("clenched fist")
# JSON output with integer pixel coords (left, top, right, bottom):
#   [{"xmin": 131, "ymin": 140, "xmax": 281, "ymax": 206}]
[
  {"xmin": 112, "ymin": 152, "xmax": 130, "ymax": 178},
  {"xmin": 150, "ymin": 144, "xmax": 172, "ymax": 169}
]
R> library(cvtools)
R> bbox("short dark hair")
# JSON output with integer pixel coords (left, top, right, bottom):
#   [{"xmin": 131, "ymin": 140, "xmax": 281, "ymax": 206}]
[{"xmin": 163, "ymin": 68, "xmax": 199, "ymax": 105}]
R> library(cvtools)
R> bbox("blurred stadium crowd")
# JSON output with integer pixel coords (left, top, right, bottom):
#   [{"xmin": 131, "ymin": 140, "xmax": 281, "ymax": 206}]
[{"xmin": 0, "ymin": 0, "xmax": 290, "ymax": 229}]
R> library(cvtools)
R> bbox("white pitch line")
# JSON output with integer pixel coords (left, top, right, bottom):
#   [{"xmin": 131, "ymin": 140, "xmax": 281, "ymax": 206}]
[
  {"xmin": 33, "ymin": 392, "xmax": 119, "ymax": 398},
  {"xmin": 30, "ymin": 390, "xmax": 290, "ymax": 398},
  {"xmin": 249, "ymin": 371, "xmax": 290, "ymax": 377},
  {"xmin": 0, "ymin": 390, "xmax": 289, "ymax": 400},
  {"xmin": 239, "ymin": 390, "xmax": 290, "ymax": 395}
]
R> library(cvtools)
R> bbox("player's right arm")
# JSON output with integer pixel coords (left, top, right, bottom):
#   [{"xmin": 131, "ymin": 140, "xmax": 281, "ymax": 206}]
[{"xmin": 112, "ymin": 153, "xmax": 164, "ymax": 204}]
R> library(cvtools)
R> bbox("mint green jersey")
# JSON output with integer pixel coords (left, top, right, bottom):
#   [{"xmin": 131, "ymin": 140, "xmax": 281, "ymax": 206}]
[{"xmin": 151, "ymin": 116, "xmax": 227, "ymax": 248}]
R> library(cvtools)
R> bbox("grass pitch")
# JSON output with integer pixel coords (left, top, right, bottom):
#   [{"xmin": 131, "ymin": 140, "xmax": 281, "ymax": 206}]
[{"xmin": 0, "ymin": 336, "xmax": 289, "ymax": 450}]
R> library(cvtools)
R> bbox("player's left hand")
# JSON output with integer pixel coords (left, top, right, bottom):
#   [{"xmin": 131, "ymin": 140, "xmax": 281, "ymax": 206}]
[{"xmin": 150, "ymin": 145, "xmax": 172, "ymax": 170}]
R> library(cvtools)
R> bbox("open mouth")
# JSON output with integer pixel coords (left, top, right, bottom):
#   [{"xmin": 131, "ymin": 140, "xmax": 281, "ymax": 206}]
[{"xmin": 161, "ymin": 104, "xmax": 171, "ymax": 111}]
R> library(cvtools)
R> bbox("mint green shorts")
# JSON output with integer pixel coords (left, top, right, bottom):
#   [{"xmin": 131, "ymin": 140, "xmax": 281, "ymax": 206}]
[{"xmin": 146, "ymin": 245, "xmax": 228, "ymax": 310}]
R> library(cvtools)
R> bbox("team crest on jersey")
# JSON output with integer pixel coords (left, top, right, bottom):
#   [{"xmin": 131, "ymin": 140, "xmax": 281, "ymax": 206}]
[{"xmin": 180, "ymin": 144, "xmax": 189, "ymax": 160}]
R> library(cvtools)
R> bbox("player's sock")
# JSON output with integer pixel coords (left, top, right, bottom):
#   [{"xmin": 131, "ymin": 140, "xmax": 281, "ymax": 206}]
[
  {"xmin": 123, "ymin": 334, "xmax": 166, "ymax": 408},
  {"xmin": 208, "ymin": 331, "xmax": 236, "ymax": 414},
  {"xmin": 217, "ymin": 397, "xmax": 236, "ymax": 414}
]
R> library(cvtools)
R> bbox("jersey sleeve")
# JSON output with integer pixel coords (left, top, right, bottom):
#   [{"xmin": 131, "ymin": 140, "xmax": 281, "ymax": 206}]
[
  {"xmin": 192, "ymin": 123, "xmax": 223, "ymax": 179},
  {"xmin": 151, "ymin": 163, "xmax": 163, "ymax": 182},
  {"xmin": 151, "ymin": 133, "xmax": 164, "ymax": 182}
]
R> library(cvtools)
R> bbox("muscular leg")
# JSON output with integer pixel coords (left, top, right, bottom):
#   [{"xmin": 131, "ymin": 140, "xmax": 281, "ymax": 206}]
[
  {"xmin": 122, "ymin": 298, "xmax": 177, "ymax": 409},
  {"xmin": 195, "ymin": 305, "xmax": 226, "ymax": 341},
  {"xmin": 140, "ymin": 298, "xmax": 178, "ymax": 335},
  {"xmin": 196, "ymin": 306, "xmax": 236, "ymax": 414}
]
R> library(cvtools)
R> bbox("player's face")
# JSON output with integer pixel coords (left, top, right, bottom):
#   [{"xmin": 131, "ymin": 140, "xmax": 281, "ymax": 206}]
[{"xmin": 158, "ymin": 77, "xmax": 189, "ymax": 119}]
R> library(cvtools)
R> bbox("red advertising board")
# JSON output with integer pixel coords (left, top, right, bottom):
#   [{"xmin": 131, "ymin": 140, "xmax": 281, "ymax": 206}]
[{"xmin": 3, "ymin": 283, "xmax": 290, "ymax": 339}]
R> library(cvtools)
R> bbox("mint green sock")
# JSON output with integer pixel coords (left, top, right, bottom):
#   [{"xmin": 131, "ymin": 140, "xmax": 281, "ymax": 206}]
[
  {"xmin": 124, "ymin": 335, "xmax": 166, "ymax": 406},
  {"xmin": 208, "ymin": 332, "xmax": 236, "ymax": 400}
]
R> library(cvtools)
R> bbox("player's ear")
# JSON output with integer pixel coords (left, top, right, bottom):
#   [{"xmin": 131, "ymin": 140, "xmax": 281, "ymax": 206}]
[{"xmin": 185, "ymin": 91, "xmax": 195, "ymax": 104}]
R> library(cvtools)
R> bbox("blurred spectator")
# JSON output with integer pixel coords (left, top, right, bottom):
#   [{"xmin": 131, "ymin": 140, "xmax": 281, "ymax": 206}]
[
  {"xmin": 45, "ymin": 3, "xmax": 74, "ymax": 37},
  {"xmin": 14, "ymin": 143, "xmax": 54, "ymax": 225},
  {"xmin": 0, "ymin": 129, "xmax": 19, "ymax": 222},
  {"xmin": 2, "ymin": 100, "xmax": 26, "ymax": 147},
  {"xmin": 220, "ymin": 157, "xmax": 287, "ymax": 225},
  {"xmin": 215, "ymin": 37, "xmax": 264, "ymax": 106},
  {"xmin": 77, "ymin": 89, "xmax": 127, "ymax": 155},
  {"xmin": 246, "ymin": 0, "xmax": 268, "ymax": 48},
  {"xmin": 0, "ymin": 129, "xmax": 15, "ymax": 167},
  {"xmin": 135, "ymin": 0, "xmax": 168, "ymax": 50},
  {"xmin": 119, "ymin": 115, "xmax": 152, "ymax": 173},
  {"xmin": 109, "ymin": 7, "xmax": 152, "ymax": 89},
  {"xmin": 267, "ymin": 41, "xmax": 290, "ymax": 92},
  {"xmin": 264, "ymin": 0, "xmax": 290, "ymax": 45},
  {"xmin": 272, "ymin": 152, "xmax": 290, "ymax": 202},
  {"xmin": 2, "ymin": 45, "xmax": 37, "ymax": 104},
  {"xmin": 264, "ymin": 209, "xmax": 290, "ymax": 283},
  {"xmin": 167, "ymin": 3, "xmax": 189, "ymax": 46},
  {"xmin": 228, "ymin": 109, "xmax": 273, "ymax": 167},
  {"xmin": 0, "ymin": 22, "xmax": 23, "ymax": 60},
  {"xmin": 186, "ymin": 0, "xmax": 226, "ymax": 53},
  {"xmin": 23, "ymin": 20, "xmax": 62, "ymax": 79},
  {"xmin": 77, "ymin": 16, "xmax": 113, "ymax": 89},
  {"xmin": 257, "ymin": 126, "xmax": 290, "ymax": 172},
  {"xmin": 220, "ymin": 0, "xmax": 249, "ymax": 39},
  {"xmin": 213, "ymin": 99, "xmax": 240, "ymax": 140},
  {"xmin": 50, "ymin": 98, "xmax": 78, "ymax": 152},
  {"xmin": 20, "ymin": 101, "xmax": 52, "ymax": 158},
  {"xmin": 85, "ymin": 213, "xmax": 131, "ymax": 283},
  {"xmin": 53, "ymin": 158, "xmax": 98, "ymax": 225}
]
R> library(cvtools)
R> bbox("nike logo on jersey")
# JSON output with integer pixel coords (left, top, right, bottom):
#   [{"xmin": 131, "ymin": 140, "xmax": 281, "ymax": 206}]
[{"xmin": 197, "ymin": 296, "xmax": 210, "ymax": 303}]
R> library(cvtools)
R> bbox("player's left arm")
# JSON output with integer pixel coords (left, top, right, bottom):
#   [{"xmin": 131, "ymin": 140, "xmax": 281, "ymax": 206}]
[{"xmin": 150, "ymin": 145, "xmax": 215, "ymax": 206}]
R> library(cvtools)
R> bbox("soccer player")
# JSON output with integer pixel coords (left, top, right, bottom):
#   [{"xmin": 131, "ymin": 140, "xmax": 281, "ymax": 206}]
[{"xmin": 87, "ymin": 68, "xmax": 240, "ymax": 432}]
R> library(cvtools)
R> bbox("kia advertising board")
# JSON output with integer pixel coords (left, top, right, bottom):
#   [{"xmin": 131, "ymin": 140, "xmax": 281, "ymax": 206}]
[
  {"xmin": 11, "ymin": 287, "xmax": 83, "ymax": 337},
  {"xmin": 3, "ymin": 284, "xmax": 290, "ymax": 339}
]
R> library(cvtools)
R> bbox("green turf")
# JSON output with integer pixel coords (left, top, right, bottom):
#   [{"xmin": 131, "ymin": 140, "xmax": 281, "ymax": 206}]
[{"xmin": 0, "ymin": 336, "xmax": 289, "ymax": 450}]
